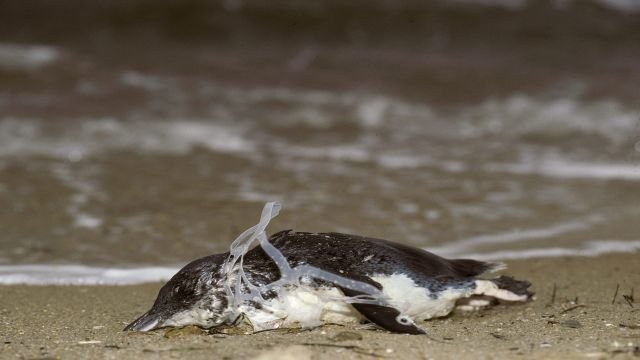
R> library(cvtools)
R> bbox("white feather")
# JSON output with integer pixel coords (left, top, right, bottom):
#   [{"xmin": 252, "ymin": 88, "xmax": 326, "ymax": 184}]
[{"xmin": 372, "ymin": 273, "xmax": 473, "ymax": 320}]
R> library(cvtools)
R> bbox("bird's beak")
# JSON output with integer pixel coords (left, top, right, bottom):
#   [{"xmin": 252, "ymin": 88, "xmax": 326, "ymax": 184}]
[{"xmin": 123, "ymin": 311, "xmax": 163, "ymax": 332}]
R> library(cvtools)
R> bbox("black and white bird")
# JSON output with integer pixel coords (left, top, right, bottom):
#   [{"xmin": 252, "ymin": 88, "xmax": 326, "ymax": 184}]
[{"xmin": 125, "ymin": 230, "xmax": 532, "ymax": 334}]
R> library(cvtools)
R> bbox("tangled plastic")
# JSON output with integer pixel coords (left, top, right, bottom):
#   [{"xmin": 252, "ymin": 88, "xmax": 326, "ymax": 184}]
[{"xmin": 220, "ymin": 201, "xmax": 388, "ymax": 325}]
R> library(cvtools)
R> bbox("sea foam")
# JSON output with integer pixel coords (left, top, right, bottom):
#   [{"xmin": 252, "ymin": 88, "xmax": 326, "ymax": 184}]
[
  {"xmin": 1, "ymin": 239, "xmax": 639, "ymax": 286},
  {"xmin": 0, "ymin": 265, "xmax": 179, "ymax": 285}
]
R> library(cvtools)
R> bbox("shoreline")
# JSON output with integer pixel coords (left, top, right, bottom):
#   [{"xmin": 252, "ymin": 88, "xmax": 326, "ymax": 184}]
[{"xmin": 2, "ymin": 253, "xmax": 639, "ymax": 359}]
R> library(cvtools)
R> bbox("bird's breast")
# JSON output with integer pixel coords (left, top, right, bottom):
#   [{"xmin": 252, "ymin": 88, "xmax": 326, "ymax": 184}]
[{"xmin": 239, "ymin": 285, "xmax": 363, "ymax": 332}]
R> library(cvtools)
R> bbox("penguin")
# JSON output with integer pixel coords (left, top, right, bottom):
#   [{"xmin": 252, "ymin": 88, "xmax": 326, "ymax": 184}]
[{"xmin": 125, "ymin": 230, "xmax": 532, "ymax": 334}]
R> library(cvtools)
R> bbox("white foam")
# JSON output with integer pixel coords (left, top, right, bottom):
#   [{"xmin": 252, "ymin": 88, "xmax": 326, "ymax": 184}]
[
  {"xmin": 0, "ymin": 118, "xmax": 255, "ymax": 159},
  {"xmin": 458, "ymin": 96, "xmax": 639, "ymax": 146},
  {"xmin": 593, "ymin": 0, "xmax": 640, "ymax": 12},
  {"xmin": 121, "ymin": 71, "xmax": 166, "ymax": 91},
  {"xmin": 0, "ymin": 265, "xmax": 179, "ymax": 285},
  {"xmin": 73, "ymin": 213, "xmax": 103, "ymax": 229},
  {"xmin": 376, "ymin": 154, "xmax": 427, "ymax": 169},
  {"xmin": 356, "ymin": 97, "xmax": 389, "ymax": 128},
  {"xmin": 1, "ymin": 240, "xmax": 638, "ymax": 285},
  {"xmin": 2, "ymin": 90, "xmax": 638, "ymax": 169},
  {"xmin": 276, "ymin": 144, "xmax": 371, "ymax": 162},
  {"xmin": 457, "ymin": 240, "xmax": 640, "ymax": 261},
  {"xmin": 451, "ymin": 0, "xmax": 640, "ymax": 12},
  {"xmin": 0, "ymin": 43, "xmax": 61, "ymax": 70},
  {"xmin": 486, "ymin": 159, "xmax": 640, "ymax": 181},
  {"xmin": 48, "ymin": 162, "xmax": 104, "ymax": 230},
  {"xmin": 430, "ymin": 216, "xmax": 601, "ymax": 256}
]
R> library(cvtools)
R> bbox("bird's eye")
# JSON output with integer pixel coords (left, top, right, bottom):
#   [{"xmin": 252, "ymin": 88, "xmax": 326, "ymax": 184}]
[{"xmin": 396, "ymin": 315, "xmax": 410, "ymax": 325}]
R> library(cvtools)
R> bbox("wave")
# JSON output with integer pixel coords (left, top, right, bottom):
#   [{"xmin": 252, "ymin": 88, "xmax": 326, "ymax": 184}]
[
  {"xmin": 0, "ymin": 265, "xmax": 179, "ymax": 285},
  {"xmin": 0, "ymin": 118, "xmax": 254, "ymax": 160},
  {"xmin": 428, "ymin": 217, "xmax": 601, "ymax": 256},
  {"xmin": 1, "ymin": 91, "xmax": 638, "ymax": 162},
  {"xmin": 454, "ymin": 0, "xmax": 640, "ymax": 13},
  {"xmin": 0, "ymin": 43, "xmax": 61, "ymax": 70},
  {"xmin": 456, "ymin": 240, "xmax": 640, "ymax": 261},
  {"xmin": 1, "ymin": 240, "xmax": 638, "ymax": 285},
  {"xmin": 486, "ymin": 159, "xmax": 640, "ymax": 181}
]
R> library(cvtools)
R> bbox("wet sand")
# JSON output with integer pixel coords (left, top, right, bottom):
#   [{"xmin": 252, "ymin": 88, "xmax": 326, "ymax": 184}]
[{"xmin": 1, "ymin": 253, "xmax": 639, "ymax": 359}]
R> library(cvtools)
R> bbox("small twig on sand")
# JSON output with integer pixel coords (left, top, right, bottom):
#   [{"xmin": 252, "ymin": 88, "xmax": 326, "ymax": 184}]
[
  {"xmin": 618, "ymin": 323, "xmax": 640, "ymax": 330},
  {"xmin": 549, "ymin": 283, "xmax": 557, "ymax": 305},
  {"xmin": 490, "ymin": 332, "xmax": 507, "ymax": 340},
  {"xmin": 612, "ymin": 284, "xmax": 620, "ymax": 305},
  {"xmin": 623, "ymin": 294, "xmax": 634, "ymax": 308},
  {"xmin": 560, "ymin": 305, "xmax": 585, "ymax": 314}
]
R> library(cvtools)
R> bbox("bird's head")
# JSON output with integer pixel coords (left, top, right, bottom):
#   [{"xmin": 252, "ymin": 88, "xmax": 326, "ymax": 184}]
[{"xmin": 124, "ymin": 254, "xmax": 230, "ymax": 331}]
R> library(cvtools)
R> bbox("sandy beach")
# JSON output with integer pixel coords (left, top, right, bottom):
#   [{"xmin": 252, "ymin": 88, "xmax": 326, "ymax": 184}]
[
  {"xmin": 2, "ymin": 1, "xmax": 640, "ymax": 359},
  {"xmin": 2, "ymin": 253, "xmax": 638, "ymax": 359}
]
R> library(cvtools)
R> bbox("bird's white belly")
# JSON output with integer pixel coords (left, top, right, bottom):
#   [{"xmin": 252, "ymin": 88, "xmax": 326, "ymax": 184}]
[
  {"xmin": 240, "ymin": 286, "xmax": 363, "ymax": 331},
  {"xmin": 372, "ymin": 273, "xmax": 471, "ymax": 320},
  {"xmin": 240, "ymin": 273, "xmax": 472, "ymax": 331}
]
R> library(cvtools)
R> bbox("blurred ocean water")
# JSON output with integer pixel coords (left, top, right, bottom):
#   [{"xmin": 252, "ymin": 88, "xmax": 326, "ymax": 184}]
[{"xmin": 0, "ymin": 0, "xmax": 638, "ymax": 284}]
